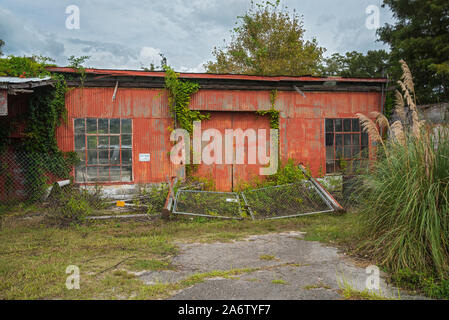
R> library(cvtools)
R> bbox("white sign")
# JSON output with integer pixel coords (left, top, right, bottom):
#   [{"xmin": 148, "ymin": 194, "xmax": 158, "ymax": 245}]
[{"xmin": 139, "ymin": 153, "xmax": 150, "ymax": 162}]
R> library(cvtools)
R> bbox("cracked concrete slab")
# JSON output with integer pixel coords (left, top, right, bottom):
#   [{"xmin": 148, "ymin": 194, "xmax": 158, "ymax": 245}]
[{"xmin": 138, "ymin": 231, "xmax": 425, "ymax": 300}]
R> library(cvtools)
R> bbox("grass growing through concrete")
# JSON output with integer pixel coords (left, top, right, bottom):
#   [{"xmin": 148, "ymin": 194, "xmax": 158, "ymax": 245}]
[
  {"xmin": 271, "ymin": 279, "xmax": 288, "ymax": 285},
  {"xmin": 259, "ymin": 255, "xmax": 276, "ymax": 261},
  {"xmin": 0, "ymin": 208, "xmax": 361, "ymax": 299}
]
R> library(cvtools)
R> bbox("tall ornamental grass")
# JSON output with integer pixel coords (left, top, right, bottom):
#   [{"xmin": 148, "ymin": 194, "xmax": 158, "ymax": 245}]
[{"xmin": 356, "ymin": 60, "xmax": 449, "ymax": 279}]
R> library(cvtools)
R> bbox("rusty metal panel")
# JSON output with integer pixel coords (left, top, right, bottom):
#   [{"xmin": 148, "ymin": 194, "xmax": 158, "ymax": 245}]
[
  {"xmin": 195, "ymin": 111, "xmax": 271, "ymax": 191},
  {"xmin": 57, "ymin": 86, "xmax": 383, "ymax": 189},
  {"xmin": 65, "ymin": 87, "xmax": 170, "ymax": 119},
  {"xmin": 191, "ymin": 90, "xmax": 271, "ymax": 112}
]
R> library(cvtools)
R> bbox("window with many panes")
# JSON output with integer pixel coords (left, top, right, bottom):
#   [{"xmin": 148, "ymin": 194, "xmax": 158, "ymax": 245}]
[
  {"xmin": 325, "ymin": 118, "xmax": 369, "ymax": 174},
  {"xmin": 74, "ymin": 118, "xmax": 132, "ymax": 182}
]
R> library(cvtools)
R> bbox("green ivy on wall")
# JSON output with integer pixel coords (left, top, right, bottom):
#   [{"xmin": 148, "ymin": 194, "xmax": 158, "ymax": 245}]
[
  {"xmin": 20, "ymin": 74, "xmax": 79, "ymax": 201},
  {"xmin": 163, "ymin": 65, "xmax": 209, "ymax": 134},
  {"xmin": 256, "ymin": 90, "xmax": 280, "ymax": 129},
  {"xmin": 0, "ymin": 54, "xmax": 80, "ymax": 202}
]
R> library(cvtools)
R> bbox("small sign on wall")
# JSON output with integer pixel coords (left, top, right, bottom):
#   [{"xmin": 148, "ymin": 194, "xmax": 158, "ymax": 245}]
[
  {"xmin": 139, "ymin": 153, "xmax": 150, "ymax": 162},
  {"xmin": 0, "ymin": 90, "xmax": 7, "ymax": 116}
]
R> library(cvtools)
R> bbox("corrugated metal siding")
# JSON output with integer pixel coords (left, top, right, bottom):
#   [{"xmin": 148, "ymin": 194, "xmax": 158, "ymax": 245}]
[
  {"xmin": 58, "ymin": 87, "xmax": 176, "ymax": 184},
  {"xmin": 56, "ymin": 87, "xmax": 382, "ymax": 188}
]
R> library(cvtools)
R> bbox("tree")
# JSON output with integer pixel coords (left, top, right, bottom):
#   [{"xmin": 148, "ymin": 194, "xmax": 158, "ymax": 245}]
[
  {"xmin": 321, "ymin": 50, "xmax": 391, "ymax": 78},
  {"xmin": 0, "ymin": 39, "xmax": 4, "ymax": 56},
  {"xmin": 377, "ymin": 0, "xmax": 449, "ymax": 104},
  {"xmin": 204, "ymin": 0, "xmax": 325, "ymax": 76}
]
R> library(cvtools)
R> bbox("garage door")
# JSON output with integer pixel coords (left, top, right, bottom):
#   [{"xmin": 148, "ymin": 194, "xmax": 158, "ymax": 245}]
[{"xmin": 194, "ymin": 111, "xmax": 271, "ymax": 191}]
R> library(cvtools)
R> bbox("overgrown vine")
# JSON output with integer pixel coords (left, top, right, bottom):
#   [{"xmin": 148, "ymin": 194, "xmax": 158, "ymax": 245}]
[
  {"xmin": 20, "ymin": 74, "xmax": 79, "ymax": 201},
  {"xmin": 164, "ymin": 66, "xmax": 209, "ymax": 177},
  {"xmin": 0, "ymin": 55, "xmax": 80, "ymax": 202},
  {"xmin": 256, "ymin": 90, "xmax": 280, "ymax": 129},
  {"xmin": 163, "ymin": 66, "xmax": 209, "ymax": 134}
]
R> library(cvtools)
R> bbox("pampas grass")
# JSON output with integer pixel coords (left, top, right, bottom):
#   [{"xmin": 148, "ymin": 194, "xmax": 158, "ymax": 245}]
[{"xmin": 356, "ymin": 60, "xmax": 449, "ymax": 279}]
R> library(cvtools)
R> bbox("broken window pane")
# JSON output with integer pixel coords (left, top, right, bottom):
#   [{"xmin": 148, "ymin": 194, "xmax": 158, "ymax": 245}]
[
  {"xmin": 74, "ymin": 118, "xmax": 85, "ymax": 134},
  {"xmin": 343, "ymin": 119, "xmax": 351, "ymax": 132},
  {"xmin": 344, "ymin": 134, "xmax": 351, "ymax": 145},
  {"xmin": 326, "ymin": 146, "xmax": 334, "ymax": 160},
  {"xmin": 98, "ymin": 166, "xmax": 110, "ymax": 181},
  {"xmin": 75, "ymin": 165, "xmax": 86, "ymax": 182},
  {"xmin": 335, "ymin": 134, "xmax": 343, "ymax": 146},
  {"xmin": 121, "ymin": 166, "xmax": 132, "ymax": 182},
  {"xmin": 335, "ymin": 119, "xmax": 342, "ymax": 132},
  {"xmin": 110, "ymin": 149, "xmax": 120, "ymax": 164},
  {"xmin": 336, "ymin": 146, "xmax": 343, "ymax": 159},
  {"xmin": 121, "ymin": 119, "xmax": 132, "ymax": 134},
  {"xmin": 361, "ymin": 132, "xmax": 369, "ymax": 146},
  {"xmin": 325, "ymin": 119, "xmax": 333, "ymax": 132},
  {"xmin": 352, "ymin": 134, "xmax": 360, "ymax": 145},
  {"xmin": 75, "ymin": 135, "xmax": 85, "ymax": 149},
  {"xmin": 75, "ymin": 149, "xmax": 85, "ymax": 162},
  {"xmin": 87, "ymin": 136, "xmax": 97, "ymax": 149},
  {"xmin": 110, "ymin": 119, "xmax": 120, "ymax": 134},
  {"xmin": 86, "ymin": 119, "xmax": 97, "ymax": 134},
  {"xmin": 87, "ymin": 150, "xmax": 98, "ymax": 165},
  {"xmin": 98, "ymin": 136, "xmax": 109, "ymax": 149},
  {"xmin": 121, "ymin": 134, "xmax": 132, "ymax": 149},
  {"xmin": 121, "ymin": 150, "xmax": 132, "ymax": 165},
  {"xmin": 325, "ymin": 133, "xmax": 333, "ymax": 146},
  {"xmin": 110, "ymin": 166, "xmax": 121, "ymax": 181},
  {"xmin": 98, "ymin": 150, "xmax": 109, "ymax": 165},
  {"xmin": 326, "ymin": 161, "xmax": 335, "ymax": 174},
  {"xmin": 86, "ymin": 167, "xmax": 98, "ymax": 182},
  {"xmin": 352, "ymin": 119, "xmax": 360, "ymax": 132},
  {"xmin": 98, "ymin": 119, "xmax": 108, "ymax": 134},
  {"xmin": 344, "ymin": 146, "xmax": 351, "ymax": 158}
]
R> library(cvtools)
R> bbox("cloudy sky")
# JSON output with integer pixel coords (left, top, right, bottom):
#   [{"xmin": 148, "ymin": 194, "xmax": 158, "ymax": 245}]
[{"xmin": 0, "ymin": 0, "xmax": 394, "ymax": 72}]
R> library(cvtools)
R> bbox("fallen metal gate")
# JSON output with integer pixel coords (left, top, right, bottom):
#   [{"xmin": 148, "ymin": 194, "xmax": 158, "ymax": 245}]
[
  {"xmin": 172, "ymin": 190, "xmax": 243, "ymax": 219},
  {"xmin": 241, "ymin": 181, "xmax": 334, "ymax": 220},
  {"xmin": 170, "ymin": 164, "xmax": 343, "ymax": 220}
]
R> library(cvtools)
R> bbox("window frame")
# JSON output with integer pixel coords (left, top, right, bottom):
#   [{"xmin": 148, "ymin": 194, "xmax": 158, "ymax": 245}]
[
  {"xmin": 324, "ymin": 118, "xmax": 369, "ymax": 174},
  {"xmin": 74, "ymin": 118, "xmax": 133, "ymax": 183}
]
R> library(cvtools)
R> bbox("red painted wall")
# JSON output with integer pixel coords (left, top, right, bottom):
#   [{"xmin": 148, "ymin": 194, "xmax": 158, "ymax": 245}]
[{"xmin": 56, "ymin": 87, "xmax": 382, "ymax": 190}]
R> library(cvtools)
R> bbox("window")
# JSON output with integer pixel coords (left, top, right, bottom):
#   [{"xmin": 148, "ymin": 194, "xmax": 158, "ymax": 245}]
[
  {"xmin": 325, "ymin": 118, "xmax": 369, "ymax": 174},
  {"xmin": 74, "ymin": 118, "xmax": 132, "ymax": 182}
]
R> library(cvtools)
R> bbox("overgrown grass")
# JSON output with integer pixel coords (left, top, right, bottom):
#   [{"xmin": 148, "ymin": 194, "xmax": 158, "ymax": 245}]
[
  {"xmin": 357, "ymin": 127, "xmax": 449, "ymax": 280},
  {"xmin": 0, "ymin": 211, "xmax": 357, "ymax": 299}
]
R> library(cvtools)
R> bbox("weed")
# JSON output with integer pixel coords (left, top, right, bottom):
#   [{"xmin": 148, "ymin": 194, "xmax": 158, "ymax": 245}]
[{"xmin": 271, "ymin": 279, "xmax": 288, "ymax": 285}]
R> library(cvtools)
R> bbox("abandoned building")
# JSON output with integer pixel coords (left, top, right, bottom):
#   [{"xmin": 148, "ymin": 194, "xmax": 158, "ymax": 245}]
[{"xmin": 1, "ymin": 68, "xmax": 387, "ymax": 198}]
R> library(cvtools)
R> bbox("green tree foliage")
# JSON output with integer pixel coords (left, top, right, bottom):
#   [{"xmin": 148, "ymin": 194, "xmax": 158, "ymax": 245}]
[
  {"xmin": 0, "ymin": 39, "xmax": 4, "ymax": 56},
  {"xmin": 0, "ymin": 55, "xmax": 55, "ymax": 77},
  {"xmin": 321, "ymin": 50, "xmax": 391, "ymax": 78},
  {"xmin": 377, "ymin": 0, "xmax": 449, "ymax": 103},
  {"xmin": 204, "ymin": 0, "xmax": 325, "ymax": 76}
]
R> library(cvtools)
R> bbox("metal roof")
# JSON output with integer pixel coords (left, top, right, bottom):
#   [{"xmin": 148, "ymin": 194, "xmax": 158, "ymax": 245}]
[
  {"xmin": 0, "ymin": 76, "xmax": 53, "ymax": 90},
  {"xmin": 0, "ymin": 76, "xmax": 51, "ymax": 83},
  {"xmin": 46, "ymin": 67, "xmax": 388, "ymax": 84}
]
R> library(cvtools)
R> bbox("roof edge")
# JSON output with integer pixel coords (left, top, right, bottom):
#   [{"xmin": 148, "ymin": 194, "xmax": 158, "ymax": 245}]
[{"xmin": 46, "ymin": 67, "xmax": 388, "ymax": 84}]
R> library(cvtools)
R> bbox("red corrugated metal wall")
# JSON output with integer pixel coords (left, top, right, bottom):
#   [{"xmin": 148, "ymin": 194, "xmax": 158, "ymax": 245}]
[
  {"xmin": 56, "ymin": 87, "xmax": 381, "ymax": 190},
  {"xmin": 57, "ymin": 87, "xmax": 177, "ymax": 184}
]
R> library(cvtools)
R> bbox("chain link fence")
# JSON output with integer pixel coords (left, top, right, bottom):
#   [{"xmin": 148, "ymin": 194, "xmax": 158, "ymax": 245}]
[
  {"xmin": 241, "ymin": 181, "xmax": 334, "ymax": 220},
  {"xmin": 173, "ymin": 190, "xmax": 243, "ymax": 219},
  {"xmin": 2, "ymin": 150, "xmax": 339, "ymax": 222}
]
